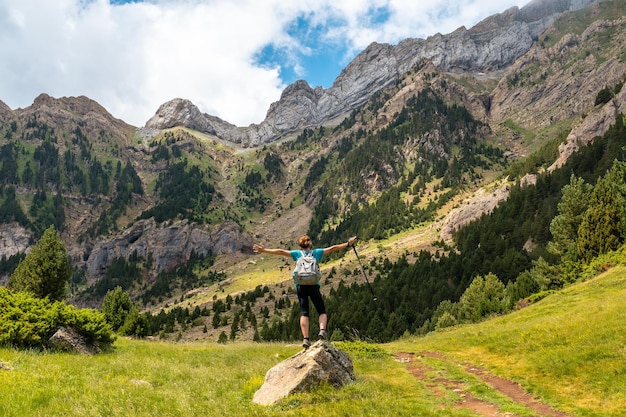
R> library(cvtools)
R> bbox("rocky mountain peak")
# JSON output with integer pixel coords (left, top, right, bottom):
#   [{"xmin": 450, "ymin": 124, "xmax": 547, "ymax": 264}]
[
  {"xmin": 30, "ymin": 93, "xmax": 126, "ymax": 123},
  {"xmin": 144, "ymin": 0, "xmax": 598, "ymax": 147},
  {"xmin": 145, "ymin": 98, "xmax": 204, "ymax": 130},
  {"xmin": 144, "ymin": 97, "xmax": 245, "ymax": 144},
  {"xmin": 22, "ymin": 93, "xmax": 135, "ymax": 141}
]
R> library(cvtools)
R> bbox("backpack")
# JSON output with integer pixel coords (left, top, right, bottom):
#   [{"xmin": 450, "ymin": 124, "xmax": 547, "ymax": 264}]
[{"xmin": 293, "ymin": 250, "xmax": 322, "ymax": 285}]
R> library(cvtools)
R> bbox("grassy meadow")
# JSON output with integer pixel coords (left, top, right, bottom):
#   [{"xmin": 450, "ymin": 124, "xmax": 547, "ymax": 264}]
[{"xmin": 2, "ymin": 265, "xmax": 626, "ymax": 416}]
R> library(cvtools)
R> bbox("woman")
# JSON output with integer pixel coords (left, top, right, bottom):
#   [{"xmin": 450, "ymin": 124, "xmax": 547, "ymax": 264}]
[{"xmin": 253, "ymin": 234, "xmax": 358, "ymax": 349}]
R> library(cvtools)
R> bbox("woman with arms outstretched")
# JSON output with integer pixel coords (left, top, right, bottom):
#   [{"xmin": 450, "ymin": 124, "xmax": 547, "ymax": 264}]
[{"xmin": 253, "ymin": 234, "xmax": 357, "ymax": 349}]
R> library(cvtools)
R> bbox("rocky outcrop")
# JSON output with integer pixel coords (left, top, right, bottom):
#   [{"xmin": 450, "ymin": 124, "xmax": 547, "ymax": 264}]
[
  {"xmin": 0, "ymin": 216, "xmax": 252, "ymax": 288},
  {"xmin": 252, "ymin": 340, "xmax": 355, "ymax": 406},
  {"xmin": 0, "ymin": 224, "xmax": 57, "ymax": 285},
  {"xmin": 549, "ymin": 83, "xmax": 626, "ymax": 172},
  {"xmin": 145, "ymin": 0, "xmax": 596, "ymax": 146},
  {"xmin": 0, "ymin": 223, "xmax": 32, "ymax": 258},
  {"xmin": 440, "ymin": 183, "xmax": 511, "ymax": 241},
  {"xmin": 0, "ymin": 99, "xmax": 17, "ymax": 127},
  {"xmin": 80, "ymin": 218, "xmax": 252, "ymax": 279}
]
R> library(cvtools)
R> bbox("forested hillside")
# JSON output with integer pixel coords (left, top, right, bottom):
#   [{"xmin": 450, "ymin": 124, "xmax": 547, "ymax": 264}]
[{"xmin": 257, "ymin": 111, "xmax": 626, "ymax": 343}]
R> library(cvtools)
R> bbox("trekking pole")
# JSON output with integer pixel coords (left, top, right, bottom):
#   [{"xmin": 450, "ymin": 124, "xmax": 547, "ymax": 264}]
[{"xmin": 352, "ymin": 245, "xmax": 377, "ymax": 301}]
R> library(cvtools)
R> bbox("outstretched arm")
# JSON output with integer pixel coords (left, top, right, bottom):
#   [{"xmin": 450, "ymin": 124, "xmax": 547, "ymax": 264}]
[
  {"xmin": 323, "ymin": 236, "xmax": 358, "ymax": 256},
  {"xmin": 253, "ymin": 244, "xmax": 291, "ymax": 257}
]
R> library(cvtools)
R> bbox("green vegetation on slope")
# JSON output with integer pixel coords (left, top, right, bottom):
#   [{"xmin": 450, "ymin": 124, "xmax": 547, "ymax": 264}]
[{"xmin": 308, "ymin": 87, "xmax": 506, "ymax": 245}]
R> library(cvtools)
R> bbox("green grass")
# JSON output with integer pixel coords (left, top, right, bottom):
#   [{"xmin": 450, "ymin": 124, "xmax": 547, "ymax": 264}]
[
  {"xmin": 0, "ymin": 339, "xmax": 465, "ymax": 417},
  {"xmin": 2, "ymin": 266, "xmax": 626, "ymax": 416},
  {"xmin": 389, "ymin": 265, "xmax": 626, "ymax": 416}
]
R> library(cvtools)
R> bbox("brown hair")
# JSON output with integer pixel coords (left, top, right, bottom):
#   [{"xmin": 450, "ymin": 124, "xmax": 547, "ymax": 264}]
[{"xmin": 297, "ymin": 235, "xmax": 312, "ymax": 249}]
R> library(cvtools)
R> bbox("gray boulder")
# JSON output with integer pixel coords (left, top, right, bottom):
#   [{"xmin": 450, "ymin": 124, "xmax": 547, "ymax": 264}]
[
  {"xmin": 48, "ymin": 327, "xmax": 101, "ymax": 355},
  {"xmin": 252, "ymin": 340, "xmax": 355, "ymax": 406}
]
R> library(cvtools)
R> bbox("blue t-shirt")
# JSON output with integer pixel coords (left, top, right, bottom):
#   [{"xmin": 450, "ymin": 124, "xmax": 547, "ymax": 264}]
[{"xmin": 290, "ymin": 248, "xmax": 324, "ymax": 286}]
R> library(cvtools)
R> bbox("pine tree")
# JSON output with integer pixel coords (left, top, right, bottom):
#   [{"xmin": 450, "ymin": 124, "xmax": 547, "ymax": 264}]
[
  {"xmin": 459, "ymin": 273, "xmax": 506, "ymax": 322},
  {"xmin": 102, "ymin": 286, "xmax": 134, "ymax": 331},
  {"xmin": 577, "ymin": 161, "xmax": 626, "ymax": 261},
  {"xmin": 549, "ymin": 175, "xmax": 592, "ymax": 261},
  {"xmin": 7, "ymin": 225, "xmax": 71, "ymax": 301}
]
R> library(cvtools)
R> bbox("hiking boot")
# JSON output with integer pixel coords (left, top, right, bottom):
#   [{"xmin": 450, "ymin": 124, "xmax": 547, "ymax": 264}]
[
  {"xmin": 318, "ymin": 329, "xmax": 327, "ymax": 340},
  {"xmin": 302, "ymin": 338, "xmax": 311, "ymax": 349}
]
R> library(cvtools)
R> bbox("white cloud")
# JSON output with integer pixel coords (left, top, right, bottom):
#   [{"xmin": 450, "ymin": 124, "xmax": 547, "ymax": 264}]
[{"xmin": 0, "ymin": 0, "xmax": 528, "ymax": 127}]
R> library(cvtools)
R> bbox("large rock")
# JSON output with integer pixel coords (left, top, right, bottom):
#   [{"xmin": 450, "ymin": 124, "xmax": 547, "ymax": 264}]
[
  {"xmin": 0, "ymin": 222, "xmax": 33, "ymax": 284},
  {"xmin": 48, "ymin": 326, "xmax": 101, "ymax": 355},
  {"xmin": 252, "ymin": 340, "xmax": 355, "ymax": 406}
]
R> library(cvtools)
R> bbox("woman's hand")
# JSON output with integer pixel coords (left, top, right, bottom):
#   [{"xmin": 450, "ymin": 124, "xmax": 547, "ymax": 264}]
[{"xmin": 253, "ymin": 244, "xmax": 264, "ymax": 253}]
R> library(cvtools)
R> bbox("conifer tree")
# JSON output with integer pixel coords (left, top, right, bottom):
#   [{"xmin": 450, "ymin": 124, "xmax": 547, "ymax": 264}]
[
  {"xmin": 459, "ymin": 273, "xmax": 506, "ymax": 322},
  {"xmin": 549, "ymin": 175, "xmax": 592, "ymax": 261},
  {"xmin": 577, "ymin": 161, "xmax": 626, "ymax": 261},
  {"xmin": 7, "ymin": 225, "xmax": 71, "ymax": 301},
  {"xmin": 101, "ymin": 286, "xmax": 148, "ymax": 336}
]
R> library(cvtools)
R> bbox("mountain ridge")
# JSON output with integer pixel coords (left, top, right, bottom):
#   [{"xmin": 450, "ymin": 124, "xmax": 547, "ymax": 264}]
[{"xmin": 144, "ymin": 0, "xmax": 597, "ymax": 147}]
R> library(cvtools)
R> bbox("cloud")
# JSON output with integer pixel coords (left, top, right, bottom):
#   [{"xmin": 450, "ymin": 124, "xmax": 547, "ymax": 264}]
[{"xmin": 0, "ymin": 0, "xmax": 528, "ymax": 127}]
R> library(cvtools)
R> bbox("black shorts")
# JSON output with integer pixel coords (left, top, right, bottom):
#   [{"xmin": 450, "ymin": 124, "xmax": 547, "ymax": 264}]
[{"xmin": 296, "ymin": 284, "xmax": 326, "ymax": 317}]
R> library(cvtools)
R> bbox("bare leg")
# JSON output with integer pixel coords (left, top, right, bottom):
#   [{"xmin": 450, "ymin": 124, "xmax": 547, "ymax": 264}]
[
  {"xmin": 319, "ymin": 313, "xmax": 327, "ymax": 331},
  {"xmin": 300, "ymin": 316, "xmax": 309, "ymax": 338}
]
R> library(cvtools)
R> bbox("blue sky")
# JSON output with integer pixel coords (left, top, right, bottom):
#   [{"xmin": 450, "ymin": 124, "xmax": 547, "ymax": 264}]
[
  {"xmin": 255, "ymin": 15, "xmax": 347, "ymax": 89},
  {"xmin": 0, "ymin": 0, "xmax": 528, "ymax": 127}
]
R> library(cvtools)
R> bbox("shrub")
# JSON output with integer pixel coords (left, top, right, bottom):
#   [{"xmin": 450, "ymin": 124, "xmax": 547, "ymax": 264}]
[
  {"xmin": 330, "ymin": 328, "xmax": 346, "ymax": 341},
  {"xmin": 527, "ymin": 290, "xmax": 556, "ymax": 304},
  {"xmin": 432, "ymin": 299, "xmax": 459, "ymax": 326},
  {"xmin": 334, "ymin": 340, "xmax": 388, "ymax": 358},
  {"xmin": 579, "ymin": 245, "xmax": 626, "ymax": 281},
  {"xmin": 594, "ymin": 86, "xmax": 613, "ymax": 106},
  {"xmin": 436, "ymin": 311, "xmax": 458, "ymax": 329},
  {"xmin": 0, "ymin": 287, "xmax": 115, "ymax": 349}
]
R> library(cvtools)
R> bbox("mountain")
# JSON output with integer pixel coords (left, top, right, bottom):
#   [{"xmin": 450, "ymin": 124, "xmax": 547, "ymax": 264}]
[
  {"xmin": 144, "ymin": 0, "xmax": 597, "ymax": 147},
  {"xmin": 0, "ymin": 94, "xmax": 253, "ymax": 298},
  {"xmin": 0, "ymin": 0, "xmax": 625, "ymax": 331}
]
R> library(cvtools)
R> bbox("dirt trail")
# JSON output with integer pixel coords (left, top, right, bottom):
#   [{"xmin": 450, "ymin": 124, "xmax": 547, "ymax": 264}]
[{"xmin": 394, "ymin": 351, "xmax": 570, "ymax": 417}]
